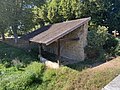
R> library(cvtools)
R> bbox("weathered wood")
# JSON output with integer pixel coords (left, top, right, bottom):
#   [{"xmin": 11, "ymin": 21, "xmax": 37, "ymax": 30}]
[
  {"xmin": 60, "ymin": 37, "xmax": 80, "ymax": 41},
  {"xmin": 38, "ymin": 44, "xmax": 42, "ymax": 60},
  {"xmin": 28, "ymin": 41, "xmax": 31, "ymax": 52},
  {"xmin": 45, "ymin": 18, "xmax": 91, "ymax": 45},
  {"xmin": 57, "ymin": 39, "xmax": 60, "ymax": 65},
  {"xmin": 27, "ymin": 17, "xmax": 91, "ymax": 45}
]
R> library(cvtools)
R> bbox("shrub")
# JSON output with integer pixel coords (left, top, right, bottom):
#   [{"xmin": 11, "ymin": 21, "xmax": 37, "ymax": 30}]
[
  {"xmin": 37, "ymin": 67, "xmax": 79, "ymax": 90},
  {"xmin": 86, "ymin": 25, "xmax": 120, "ymax": 61},
  {"xmin": 42, "ymin": 69, "xmax": 56, "ymax": 82},
  {"xmin": 0, "ymin": 43, "xmax": 38, "ymax": 67},
  {"xmin": 0, "ymin": 62, "xmax": 45, "ymax": 90},
  {"xmin": 6, "ymin": 71, "xmax": 36, "ymax": 90},
  {"xmin": 103, "ymin": 35, "xmax": 119, "ymax": 57},
  {"xmin": 114, "ymin": 38, "xmax": 120, "ymax": 56},
  {"xmin": 86, "ymin": 25, "xmax": 108, "ymax": 61},
  {"xmin": 87, "ymin": 26, "xmax": 108, "ymax": 48},
  {"xmin": 37, "ymin": 69, "xmax": 57, "ymax": 90},
  {"xmin": 26, "ymin": 62, "xmax": 45, "ymax": 78}
]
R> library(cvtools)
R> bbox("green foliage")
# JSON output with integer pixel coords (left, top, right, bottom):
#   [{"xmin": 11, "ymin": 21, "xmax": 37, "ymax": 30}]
[
  {"xmin": 0, "ymin": 62, "xmax": 45, "ymax": 90},
  {"xmin": 0, "ymin": 0, "xmax": 10, "ymax": 40},
  {"xmin": 103, "ymin": 35, "xmax": 119, "ymax": 56},
  {"xmin": 1, "ymin": 0, "xmax": 120, "ymax": 40},
  {"xmin": 37, "ymin": 69, "xmax": 57, "ymax": 90},
  {"xmin": 1, "ymin": 49, "xmax": 120, "ymax": 90},
  {"xmin": 25, "ymin": 62, "xmax": 45, "ymax": 78},
  {"xmin": 0, "ymin": 0, "xmax": 44, "ymax": 41},
  {"xmin": 88, "ymin": 25, "xmax": 108, "ymax": 48},
  {"xmin": 81, "ymin": 0, "xmax": 120, "ymax": 33},
  {"xmin": 0, "ymin": 61, "xmax": 79, "ymax": 90},
  {"xmin": 33, "ymin": 0, "xmax": 81, "ymax": 25},
  {"xmin": 0, "ymin": 43, "xmax": 38, "ymax": 67},
  {"xmin": 114, "ymin": 38, "xmax": 120, "ymax": 56},
  {"xmin": 31, "ymin": 0, "xmax": 120, "ymax": 35},
  {"xmin": 59, "ymin": 0, "xmax": 81, "ymax": 20},
  {"xmin": 86, "ymin": 25, "xmax": 120, "ymax": 61},
  {"xmin": 42, "ymin": 69, "xmax": 56, "ymax": 82},
  {"xmin": 37, "ymin": 67, "xmax": 79, "ymax": 90},
  {"xmin": 47, "ymin": 0, "xmax": 61, "ymax": 23},
  {"xmin": 86, "ymin": 26, "xmax": 108, "ymax": 61}
]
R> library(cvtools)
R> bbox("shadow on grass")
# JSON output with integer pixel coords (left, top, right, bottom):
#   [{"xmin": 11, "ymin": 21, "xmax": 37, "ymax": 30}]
[
  {"xmin": 67, "ymin": 60, "xmax": 105, "ymax": 72},
  {"xmin": 1, "ymin": 40, "xmax": 106, "ymax": 72},
  {"xmin": 41, "ymin": 51, "xmax": 105, "ymax": 71}
]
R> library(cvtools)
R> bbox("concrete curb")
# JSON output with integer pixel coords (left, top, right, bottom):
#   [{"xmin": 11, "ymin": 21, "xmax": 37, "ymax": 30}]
[{"xmin": 102, "ymin": 75, "xmax": 120, "ymax": 90}]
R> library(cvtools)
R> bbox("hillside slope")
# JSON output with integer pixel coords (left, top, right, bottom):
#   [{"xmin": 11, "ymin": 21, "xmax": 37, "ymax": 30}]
[{"xmin": 0, "ymin": 42, "xmax": 120, "ymax": 90}]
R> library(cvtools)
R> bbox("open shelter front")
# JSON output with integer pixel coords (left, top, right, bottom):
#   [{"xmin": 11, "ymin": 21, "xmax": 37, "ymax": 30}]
[{"xmin": 21, "ymin": 17, "xmax": 91, "ymax": 66}]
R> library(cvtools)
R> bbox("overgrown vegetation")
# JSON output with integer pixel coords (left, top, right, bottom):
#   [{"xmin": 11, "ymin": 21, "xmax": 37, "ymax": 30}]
[
  {"xmin": 1, "ymin": 0, "xmax": 120, "ymax": 42},
  {"xmin": 85, "ymin": 25, "xmax": 120, "ymax": 62},
  {"xmin": 0, "ymin": 42, "xmax": 38, "ymax": 68},
  {"xmin": 0, "ymin": 0, "xmax": 120, "ymax": 90},
  {"xmin": 0, "ymin": 42, "xmax": 120, "ymax": 90}
]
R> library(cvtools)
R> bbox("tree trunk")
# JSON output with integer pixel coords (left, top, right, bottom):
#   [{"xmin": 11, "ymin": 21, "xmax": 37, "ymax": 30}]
[
  {"xmin": 12, "ymin": 25, "xmax": 18, "ymax": 44},
  {"xmin": 1, "ymin": 32, "xmax": 5, "ymax": 41},
  {"xmin": 13, "ymin": 31, "xmax": 18, "ymax": 44}
]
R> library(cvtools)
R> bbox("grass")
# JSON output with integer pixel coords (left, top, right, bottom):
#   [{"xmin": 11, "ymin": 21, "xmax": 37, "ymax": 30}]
[
  {"xmin": 67, "ymin": 57, "xmax": 120, "ymax": 90},
  {"xmin": 0, "ymin": 42, "xmax": 120, "ymax": 90},
  {"xmin": 0, "ymin": 42, "xmax": 38, "ymax": 68}
]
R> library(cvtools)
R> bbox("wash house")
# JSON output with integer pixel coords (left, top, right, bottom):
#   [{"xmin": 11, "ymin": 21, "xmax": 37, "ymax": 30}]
[{"xmin": 21, "ymin": 17, "xmax": 91, "ymax": 66}]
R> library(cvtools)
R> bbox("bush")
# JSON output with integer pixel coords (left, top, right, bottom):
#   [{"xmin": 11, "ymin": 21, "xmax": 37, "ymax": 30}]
[
  {"xmin": 114, "ymin": 38, "xmax": 120, "ymax": 56},
  {"xmin": 103, "ymin": 35, "xmax": 119, "ymax": 56},
  {"xmin": 86, "ymin": 25, "xmax": 120, "ymax": 61},
  {"xmin": 25, "ymin": 62, "xmax": 45, "ymax": 78},
  {"xmin": 87, "ymin": 26, "xmax": 108, "ymax": 48},
  {"xmin": 0, "ymin": 62, "xmax": 45, "ymax": 90},
  {"xmin": 37, "ymin": 69, "xmax": 57, "ymax": 90},
  {"xmin": 86, "ymin": 25, "xmax": 108, "ymax": 61},
  {"xmin": 0, "ymin": 43, "xmax": 38, "ymax": 67}
]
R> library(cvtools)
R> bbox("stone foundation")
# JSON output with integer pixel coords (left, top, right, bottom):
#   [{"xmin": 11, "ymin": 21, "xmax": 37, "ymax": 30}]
[{"xmin": 40, "ymin": 57, "xmax": 59, "ymax": 69}]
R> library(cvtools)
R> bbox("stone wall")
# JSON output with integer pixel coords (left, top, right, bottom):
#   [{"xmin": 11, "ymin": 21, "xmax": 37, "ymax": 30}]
[{"xmin": 45, "ymin": 23, "xmax": 88, "ymax": 61}]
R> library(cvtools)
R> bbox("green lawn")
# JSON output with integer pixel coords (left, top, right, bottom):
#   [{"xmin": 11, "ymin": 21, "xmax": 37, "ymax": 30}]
[
  {"xmin": 0, "ymin": 42, "xmax": 38, "ymax": 68},
  {"xmin": 0, "ymin": 42, "xmax": 120, "ymax": 90}
]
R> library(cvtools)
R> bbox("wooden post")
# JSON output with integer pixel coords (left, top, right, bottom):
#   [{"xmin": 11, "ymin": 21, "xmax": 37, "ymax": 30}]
[
  {"xmin": 38, "ymin": 44, "xmax": 42, "ymax": 61},
  {"xmin": 28, "ymin": 41, "xmax": 31, "ymax": 52},
  {"xmin": 57, "ymin": 39, "xmax": 61, "ymax": 65}
]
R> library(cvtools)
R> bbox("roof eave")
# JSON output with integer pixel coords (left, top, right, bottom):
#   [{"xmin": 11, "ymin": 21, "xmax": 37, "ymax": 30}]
[{"xmin": 44, "ymin": 17, "xmax": 91, "ymax": 45}]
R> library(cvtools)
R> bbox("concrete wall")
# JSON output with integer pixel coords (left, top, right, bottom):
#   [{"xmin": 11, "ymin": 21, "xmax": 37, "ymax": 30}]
[{"xmin": 44, "ymin": 23, "xmax": 88, "ymax": 61}]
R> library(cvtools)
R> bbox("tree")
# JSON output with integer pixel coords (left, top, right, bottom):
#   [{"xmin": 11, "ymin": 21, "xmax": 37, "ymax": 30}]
[
  {"xmin": 32, "ymin": 5, "xmax": 48, "ymax": 27},
  {"xmin": 1, "ymin": 0, "xmax": 120, "ymax": 41},
  {"xmin": 103, "ymin": 0, "xmax": 120, "ymax": 33},
  {"xmin": 5, "ymin": 0, "xmax": 40, "ymax": 43},
  {"xmin": 81, "ymin": 0, "xmax": 120, "ymax": 33},
  {"xmin": 0, "ymin": 0, "xmax": 46, "ymax": 43},
  {"xmin": 33, "ymin": 0, "xmax": 81, "ymax": 25},
  {"xmin": 0, "ymin": 0, "xmax": 10, "ymax": 40},
  {"xmin": 59, "ymin": 0, "xmax": 81, "ymax": 20},
  {"xmin": 47, "ymin": 0, "xmax": 62, "ymax": 23},
  {"xmin": 8, "ymin": 0, "xmax": 28, "ymax": 43}
]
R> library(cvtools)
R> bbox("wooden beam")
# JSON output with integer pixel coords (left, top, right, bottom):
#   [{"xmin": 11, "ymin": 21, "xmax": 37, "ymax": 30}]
[
  {"xmin": 38, "ymin": 44, "xmax": 42, "ymax": 60},
  {"xmin": 57, "ymin": 39, "xmax": 60, "ymax": 65},
  {"xmin": 60, "ymin": 37, "xmax": 80, "ymax": 41},
  {"xmin": 28, "ymin": 41, "xmax": 31, "ymax": 52},
  {"xmin": 44, "ymin": 17, "xmax": 91, "ymax": 45}
]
